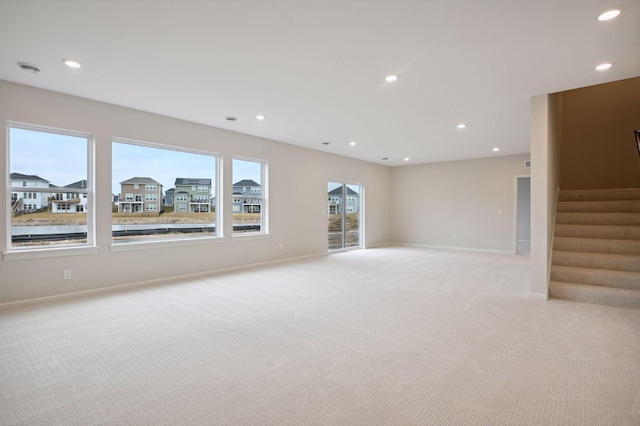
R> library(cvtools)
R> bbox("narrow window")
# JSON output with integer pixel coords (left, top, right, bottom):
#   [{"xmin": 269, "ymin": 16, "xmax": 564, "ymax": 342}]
[{"xmin": 232, "ymin": 158, "xmax": 267, "ymax": 234}]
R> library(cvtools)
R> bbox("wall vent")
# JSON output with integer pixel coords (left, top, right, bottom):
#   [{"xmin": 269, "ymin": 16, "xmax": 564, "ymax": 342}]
[{"xmin": 524, "ymin": 160, "xmax": 531, "ymax": 169}]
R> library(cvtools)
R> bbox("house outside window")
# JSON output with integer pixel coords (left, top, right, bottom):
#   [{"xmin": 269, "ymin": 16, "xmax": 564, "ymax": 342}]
[{"xmin": 174, "ymin": 178, "xmax": 212, "ymax": 213}]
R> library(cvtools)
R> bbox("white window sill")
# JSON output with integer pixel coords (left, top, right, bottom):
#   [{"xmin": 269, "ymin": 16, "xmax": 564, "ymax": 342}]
[
  {"xmin": 232, "ymin": 233, "xmax": 270, "ymax": 241},
  {"xmin": 3, "ymin": 245, "xmax": 100, "ymax": 261},
  {"xmin": 111, "ymin": 235, "xmax": 226, "ymax": 252}
]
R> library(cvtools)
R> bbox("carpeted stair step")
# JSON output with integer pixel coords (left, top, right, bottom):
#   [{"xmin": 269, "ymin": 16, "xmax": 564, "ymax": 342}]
[
  {"xmin": 552, "ymin": 251, "xmax": 640, "ymax": 273},
  {"xmin": 555, "ymin": 212, "xmax": 640, "ymax": 226},
  {"xmin": 553, "ymin": 237, "xmax": 640, "ymax": 255},
  {"xmin": 558, "ymin": 188, "xmax": 640, "ymax": 201},
  {"xmin": 550, "ymin": 265, "xmax": 640, "ymax": 291},
  {"xmin": 551, "ymin": 188, "xmax": 640, "ymax": 309},
  {"xmin": 557, "ymin": 199, "xmax": 640, "ymax": 213},
  {"xmin": 554, "ymin": 224, "xmax": 640, "ymax": 240},
  {"xmin": 549, "ymin": 281, "xmax": 640, "ymax": 310}
]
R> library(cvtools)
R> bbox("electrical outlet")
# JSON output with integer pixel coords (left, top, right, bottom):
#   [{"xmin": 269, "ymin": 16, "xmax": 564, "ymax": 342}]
[
  {"xmin": 452, "ymin": 235, "xmax": 456, "ymax": 240},
  {"xmin": 63, "ymin": 270, "xmax": 72, "ymax": 280},
  {"xmin": 498, "ymin": 210, "xmax": 503, "ymax": 216},
  {"xmin": 279, "ymin": 243, "xmax": 284, "ymax": 250}
]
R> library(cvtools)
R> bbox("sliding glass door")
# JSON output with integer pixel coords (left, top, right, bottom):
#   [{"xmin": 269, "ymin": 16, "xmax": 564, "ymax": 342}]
[{"xmin": 328, "ymin": 182, "xmax": 361, "ymax": 251}]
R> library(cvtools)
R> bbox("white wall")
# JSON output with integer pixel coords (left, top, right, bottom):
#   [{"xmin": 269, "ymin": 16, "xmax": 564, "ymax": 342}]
[
  {"xmin": 0, "ymin": 81, "xmax": 391, "ymax": 305},
  {"xmin": 530, "ymin": 94, "xmax": 560, "ymax": 298},
  {"xmin": 390, "ymin": 154, "xmax": 531, "ymax": 253}
]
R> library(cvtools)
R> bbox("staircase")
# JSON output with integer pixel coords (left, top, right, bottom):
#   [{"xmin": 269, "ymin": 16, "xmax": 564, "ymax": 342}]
[
  {"xmin": 11, "ymin": 197, "xmax": 23, "ymax": 212},
  {"xmin": 549, "ymin": 188, "xmax": 640, "ymax": 309}
]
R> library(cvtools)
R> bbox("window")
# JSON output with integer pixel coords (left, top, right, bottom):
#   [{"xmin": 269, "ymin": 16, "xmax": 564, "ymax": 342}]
[
  {"xmin": 7, "ymin": 123, "xmax": 94, "ymax": 250},
  {"xmin": 112, "ymin": 139, "xmax": 218, "ymax": 243},
  {"xmin": 125, "ymin": 193, "xmax": 134, "ymax": 201},
  {"xmin": 327, "ymin": 182, "xmax": 362, "ymax": 251},
  {"xmin": 232, "ymin": 158, "xmax": 267, "ymax": 234}
]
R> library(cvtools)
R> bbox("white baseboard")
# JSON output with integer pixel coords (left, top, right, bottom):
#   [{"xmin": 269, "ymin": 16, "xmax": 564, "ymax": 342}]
[
  {"xmin": 391, "ymin": 242, "xmax": 514, "ymax": 255},
  {"xmin": 364, "ymin": 241, "xmax": 393, "ymax": 249},
  {"xmin": 0, "ymin": 251, "xmax": 328, "ymax": 311},
  {"xmin": 528, "ymin": 292, "xmax": 549, "ymax": 301}
]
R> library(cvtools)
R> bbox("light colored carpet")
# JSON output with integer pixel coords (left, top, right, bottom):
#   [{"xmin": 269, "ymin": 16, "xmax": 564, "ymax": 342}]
[{"xmin": 1, "ymin": 245, "xmax": 639, "ymax": 425}]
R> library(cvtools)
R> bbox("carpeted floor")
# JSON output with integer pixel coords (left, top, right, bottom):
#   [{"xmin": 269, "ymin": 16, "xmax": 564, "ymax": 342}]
[{"xmin": 1, "ymin": 245, "xmax": 639, "ymax": 425}]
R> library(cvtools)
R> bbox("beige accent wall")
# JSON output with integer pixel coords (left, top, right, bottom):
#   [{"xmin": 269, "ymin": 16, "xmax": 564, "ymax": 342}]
[
  {"xmin": 0, "ymin": 81, "xmax": 391, "ymax": 305},
  {"xmin": 557, "ymin": 76, "xmax": 640, "ymax": 190},
  {"xmin": 390, "ymin": 154, "xmax": 530, "ymax": 253}
]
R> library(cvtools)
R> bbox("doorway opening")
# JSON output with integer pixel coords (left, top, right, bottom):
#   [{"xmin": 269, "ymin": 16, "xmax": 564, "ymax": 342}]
[
  {"xmin": 515, "ymin": 176, "xmax": 531, "ymax": 256},
  {"xmin": 328, "ymin": 182, "xmax": 362, "ymax": 251}
]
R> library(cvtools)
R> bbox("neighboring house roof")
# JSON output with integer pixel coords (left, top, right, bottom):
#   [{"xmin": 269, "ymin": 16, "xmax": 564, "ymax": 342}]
[
  {"xmin": 49, "ymin": 184, "xmax": 59, "ymax": 188},
  {"xmin": 233, "ymin": 179, "xmax": 259, "ymax": 187},
  {"xmin": 64, "ymin": 180, "xmax": 88, "ymax": 189},
  {"xmin": 165, "ymin": 188, "xmax": 175, "ymax": 193},
  {"xmin": 120, "ymin": 177, "xmax": 161, "ymax": 185},
  {"xmin": 328, "ymin": 187, "xmax": 358, "ymax": 196},
  {"xmin": 10, "ymin": 172, "xmax": 50, "ymax": 183},
  {"xmin": 233, "ymin": 192, "xmax": 243, "ymax": 195},
  {"xmin": 175, "ymin": 178, "xmax": 211, "ymax": 186}
]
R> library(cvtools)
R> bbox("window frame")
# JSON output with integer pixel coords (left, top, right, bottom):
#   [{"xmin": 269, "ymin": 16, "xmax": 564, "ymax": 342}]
[
  {"xmin": 111, "ymin": 137, "xmax": 221, "ymax": 247},
  {"xmin": 5, "ymin": 121, "xmax": 96, "ymax": 259},
  {"xmin": 232, "ymin": 156, "xmax": 268, "ymax": 237}
]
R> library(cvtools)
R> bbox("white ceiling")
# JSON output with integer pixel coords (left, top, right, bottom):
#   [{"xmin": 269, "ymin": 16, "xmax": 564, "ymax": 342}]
[{"xmin": 1, "ymin": 0, "xmax": 638, "ymax": 166}]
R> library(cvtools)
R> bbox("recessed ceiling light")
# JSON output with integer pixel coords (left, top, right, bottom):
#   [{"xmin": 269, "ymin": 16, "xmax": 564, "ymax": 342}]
[
  {"xmin": 322, "ymin": 141, "xmax": 330, "ymax": 145},
  {"xmin": 457, "ymin": 124, "xmax": 466, "ymax": 129},
  {"xmin": 492, "ymin": 147, "xmax": 500, "ymax": 152},
  {"xmin": 597, "ymin": 9, "xmax": 621, "ymax": 21},
  {"xmin": 256, "ymin": 114, "xmax": 265, "ymax": 120},
  {"xmin": 226, "ymin": 116, "xmax": 237, "ymax": 122},
  {"xmin": 385, "ymin": 75, "xmax": 398, "ymax": 82},
  {"xmin": 349, "ymin": 141, "xmax": 357, "ymax": 146},
  {"xmin": 595, "ymin": 63, "xmax": 612, "ymax": 71},
  {"xmin": 17, "ymin": 62, "xmax": 41, "ymax": 73},
  {"xmin": 382, "ymin": 157, "xmax": 388, "ymax": 161},
  {"xmin": 62, "ymin": 59, "xmax": 82, "ymax": 69},
  {"xmin": 404, "ymin": 157, "xmax": 410, "ymax": 161}
]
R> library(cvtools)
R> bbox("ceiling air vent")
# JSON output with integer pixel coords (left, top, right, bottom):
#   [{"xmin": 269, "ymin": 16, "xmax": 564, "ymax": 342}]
[
  {"xmin": 18, "ymin": 62, "xmax": 41, "ymax": 73},
  {"xmin": 524, "ymin": 160, "xmax": 531, "ymax": 169}
]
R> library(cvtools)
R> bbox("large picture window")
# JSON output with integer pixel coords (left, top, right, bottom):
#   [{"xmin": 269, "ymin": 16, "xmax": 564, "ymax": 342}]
[
  {"xmin": 112, "ymin": 139, "xmax": 219, "ymax": 243},
  {"xmin": 232, "ymin": 158, "xmax": 267, "ymax": 234},
  {"xmin": 7, "ymin": 123, "xmax": 94, "ymax": 250}
]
